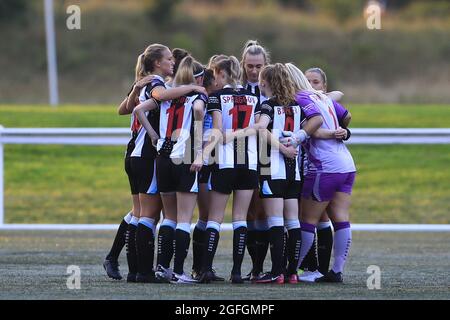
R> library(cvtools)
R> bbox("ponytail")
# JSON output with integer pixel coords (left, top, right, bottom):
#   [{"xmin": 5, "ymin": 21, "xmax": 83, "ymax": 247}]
[
  {"xmin": 214, "ymin": 55, "xmax": 241, "ymax": 89},
  {"xmin": 134, "ymin": 43, "xmax": 168, "ymax": 81},
  {"xmin": 173, "ymin": 55, "xmax": 204, "ymax": 87},
  {"xmin": 135, "ymin": 53, "xmax": 147, "ymax": 81},
  {"xmin": 229, "ymin": 56, "xmax": 241, "ymax": 84}
]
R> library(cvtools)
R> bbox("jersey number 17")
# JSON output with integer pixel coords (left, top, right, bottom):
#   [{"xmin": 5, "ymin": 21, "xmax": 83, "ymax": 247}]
[{"xmin": 229, "ymin": 104, "xmax": 252, "ymax": 131}]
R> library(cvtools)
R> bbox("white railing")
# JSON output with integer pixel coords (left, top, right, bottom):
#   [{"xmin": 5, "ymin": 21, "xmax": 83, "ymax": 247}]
[
  {"xmin": 1, "ymin": 126, "xmax": 450, "ymax": 231},
  {"xmin": 348, "ymin": 128, "xmax": 450, "ymax": 144},
  {"xmin": 2, "ymin": 127, "xmax": 450, "ymax": 145}
]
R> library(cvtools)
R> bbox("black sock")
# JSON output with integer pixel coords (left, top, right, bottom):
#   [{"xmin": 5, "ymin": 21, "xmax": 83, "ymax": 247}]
[
  {"xmin": 125, "ymin": 223, "xmax": 138, "ymax": 274},
  {"xmin": 287, "ymin": 228, "xmax": 301, "ymax": 275},
  {"xmin": 282, "ymin": 230, "xmax": 288, "ymax": 274},
  {"xmin": 300, "ymin": 233, "xmax": 318, "ymax": 271},
  {"xmin": 231, "ymin": 227, "xmax": 247, "ymax": 275},
  {"xmin": 254, "ymin": 230, "xmax": 269, "ymax": 274},
  {"xmin": 157, "ymin": 225, "xmax": 175, "ymax": 269},
  {"xmin": 317, "ymin": 226, "xmax": 333, "ymax": 275},
  {"xmin": 269, "ymin": 226, "xmax": 285, "ymax": 275},
  {"xmin": 192, "ymin": 226, "xmax": 206, "ymax": 273},
  {"xmin": 202, "ymin": 228, "xmax": 220, "ymax": 272},
  {"xmin": 136, "ymin": 223, "xmax": 155, "ymax": 275},
  {"xmin": 173, "ymin": 229, "xmax": 191, "ymax": 275},
  {"xmin": 246, "ymin": 229, "xmax": 257, "ymax": 271},
  {"xmin": 106, "ymin": 219, "xmax": 129, "ymax": 261}
]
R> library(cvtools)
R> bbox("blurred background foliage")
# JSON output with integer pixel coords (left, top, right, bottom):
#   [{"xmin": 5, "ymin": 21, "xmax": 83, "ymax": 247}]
[{"xmin": 0, "ymin": 0, "xmax": 449, "ymax": 103}]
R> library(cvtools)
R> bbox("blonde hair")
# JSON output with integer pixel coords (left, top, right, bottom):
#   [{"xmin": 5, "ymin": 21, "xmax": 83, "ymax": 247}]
[
  {"xmin": 214, "ymin": 55, "xmax": 241, "ymax": 89},
  {"xmin": 173, "ymin": 56, "xmax": 204, "ymax": 87},
  {"xmin": 285, "ymin": 63, "xmax": 328, "ymax": 102},
  {"xmin": 207, "ymin": 54, "xmax": 227, "ymax": 69},
  {"xmin": 135, "ymin": 43, "xmax": 169, "ymax": 81},
  {"xmin": 240, "ymin": 40, "xmax": 270, "ymax": 84},
  {"xmin": 260, "ymin": 63, "xmax": 296, "ymax": 107}
]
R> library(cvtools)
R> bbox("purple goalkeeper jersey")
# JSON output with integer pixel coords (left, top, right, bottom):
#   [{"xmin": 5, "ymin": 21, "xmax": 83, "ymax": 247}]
[{"xmin": 295, "ymin": 91, "xmax": 356, "ymax": 174}]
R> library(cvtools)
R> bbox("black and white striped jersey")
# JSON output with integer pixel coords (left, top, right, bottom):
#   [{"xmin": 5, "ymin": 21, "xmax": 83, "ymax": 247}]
[
  {"xmin": 125, "ymin": 114, "xmax": 139, "ymax": 158},
  {"xmin": 245, "ymin": 82, "xmax": 267, "ymax": 104},
  {"xmin": 245, "ymin": 82, "xmax": 267, "ymax": 170},
  {"xmin": 124, "ymin": 84, "xmax": 141, "ymax": 158},
  {"xmin": 130, "ymin": 75, "xmax": 165, "ymax": 159},
  {"xmin": 259, "ymin": 98, "xmax": 306, "ymax": 181},
  {"xmin": 207, "ymin": 85, "xmax": 260, "ymax": 170},
  {"xmin": 157, "ymin": 91, "xmax": 207, "ymax": 160}
]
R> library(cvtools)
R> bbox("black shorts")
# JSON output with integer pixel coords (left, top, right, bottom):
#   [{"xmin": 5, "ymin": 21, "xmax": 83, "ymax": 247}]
[
  {"xmin": 156, "ymin": 156, "xmax": 198, "ymax": 193},
  {"xmin": 210, "ymin": 168, "xmax": 258, "ymax": 194},
  {"xmin": 199, "ymin": 165, "xmax": 214, "ymax": 184},
  {"xmin": 259, "ymin": 178, "xmax": 302, "ymax": 199},
  {"xmin": 130, "ymin": 157, "xmax": 158, "ymax": 195},
  {"xmin": 125, "ymin": 157, "xmax": 138, "ymax": 195}
]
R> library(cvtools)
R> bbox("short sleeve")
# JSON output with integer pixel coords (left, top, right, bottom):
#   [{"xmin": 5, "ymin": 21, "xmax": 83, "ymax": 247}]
[
  {"xmin": 139, "ymin": 87, "xmax": 147, "ymax": 103},
  {"xmin": 145, "ymin": 78, "xmax": 166, "ymax": 100},
  {"xmin": 259, "ymin": 102, "xmax": 274, "ymax": 121},
  {"xmin": 207, "ymin": 94, "xmax": 221, "ymax": 113},
  {"xmin": 194, "ymin": 93, "xmax": 208, "ymax": 105},
  {"xmin": 295, "ymin": 92, "xmax": 321, "ymax": 119},
  {"xmin": 332, "ymin": 100, "xmax": 349, "ymax": 123}
]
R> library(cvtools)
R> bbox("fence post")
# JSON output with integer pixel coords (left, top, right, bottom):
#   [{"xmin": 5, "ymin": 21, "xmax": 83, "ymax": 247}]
[
  {"xmin": 44, "ymin": 0, "xmax": 59, "ymax": 106},
  {"xmin": 0, "ymin": 125, "xmax": 4, "ymax": 225}
]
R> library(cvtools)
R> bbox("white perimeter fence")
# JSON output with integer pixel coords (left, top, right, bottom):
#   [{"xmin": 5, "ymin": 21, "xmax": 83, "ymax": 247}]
[{"xmin": 1, "ymin": 126, "xmax": 450, "ymax": 232}]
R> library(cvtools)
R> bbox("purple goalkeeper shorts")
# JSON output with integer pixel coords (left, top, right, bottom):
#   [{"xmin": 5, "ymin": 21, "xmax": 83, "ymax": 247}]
[{"xmin": 302, "ymin": 172, "xmax": 356, "ymax": 202}]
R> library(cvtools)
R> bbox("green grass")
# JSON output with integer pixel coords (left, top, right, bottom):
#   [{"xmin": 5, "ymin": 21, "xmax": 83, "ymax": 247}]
[
  {"xmin": 346, "ymin": 104, "xmax": 450, "ymax": 128},
  {"xmin": 3, "ymin": 144, "xmax": 449, "ymax": 224},
  {"xmin": 1, "ymin": 104, "xmax": 450, "ymax": 128},
  {"xmin": 1, "ymin": 104, "xmax": 450, "ymax": 224},
  {"xmin": 4, "ymin": 145, "xmax": 129, "ymax": 223},
  {"xmin": 0, "ymin": 230, "xmax": 448, "ymax": 300},
  {"xmin": 348, "ymin": 145, "xmax": 450, "ymax": 223}
]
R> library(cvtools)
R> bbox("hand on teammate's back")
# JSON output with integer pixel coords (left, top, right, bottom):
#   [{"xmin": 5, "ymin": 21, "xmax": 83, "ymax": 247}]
[
  {"xmin": 134, "ymin": 75, "xmax": 155, "ymax": 90},
  {"xmin": 192, "ymin": 85, "xmax": 208, "ymax": 97}
]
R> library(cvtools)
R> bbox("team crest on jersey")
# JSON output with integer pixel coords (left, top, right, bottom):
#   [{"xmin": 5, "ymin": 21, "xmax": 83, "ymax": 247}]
[{"xmin": 208, "ymin": 96, "xmax": 220, "ymax": 104}]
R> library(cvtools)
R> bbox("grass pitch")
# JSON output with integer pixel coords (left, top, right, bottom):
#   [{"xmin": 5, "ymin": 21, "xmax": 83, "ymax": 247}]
[
  {"xmin": 0, "ymin": 230, "xmax": 448, "ymax": 300},
  {"xmin": 1, "ymin": 104, "xmax": 450, "ymax": 224},
  {"xmin": 4, "ymin": 144, "xmax": 449, "ymax": 224}
]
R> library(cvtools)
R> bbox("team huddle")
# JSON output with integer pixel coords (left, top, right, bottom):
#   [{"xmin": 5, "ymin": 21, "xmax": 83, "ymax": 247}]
[{"xmin": 103, "ymin": 40, "xmax": 356, "ymax": 284}]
